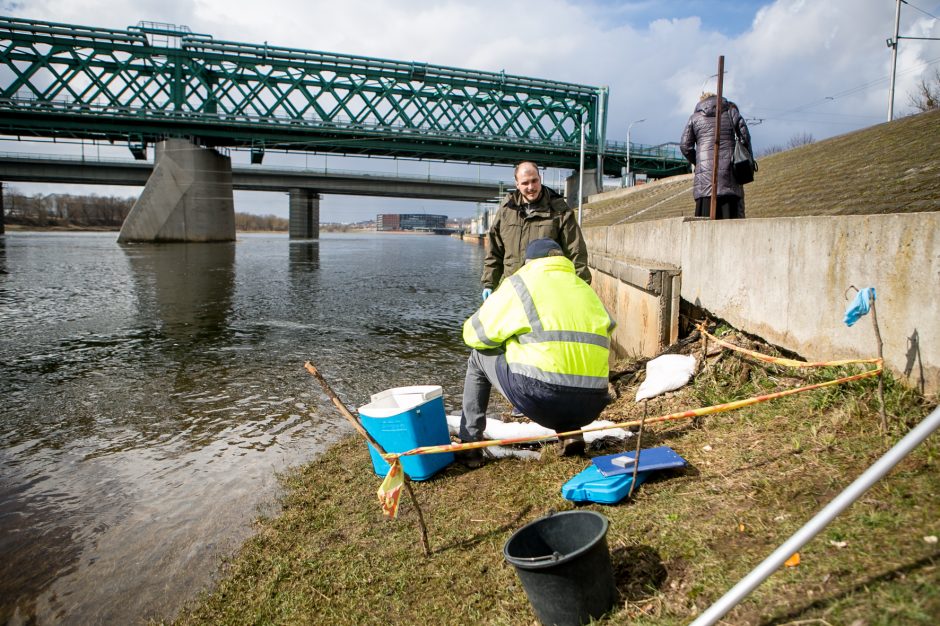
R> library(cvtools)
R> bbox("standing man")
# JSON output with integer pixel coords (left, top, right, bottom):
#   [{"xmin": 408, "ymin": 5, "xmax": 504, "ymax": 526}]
[
  {"xmin": 457, "ymin": 239, "xmax": 615, "ymax": 468},
  {"xmin": 482, "ymin": 161, "xmax": 590, "ymax": 300},
  {"xmin": 679, "ymin": 92, "xmax": 752, "ymax": 219}
]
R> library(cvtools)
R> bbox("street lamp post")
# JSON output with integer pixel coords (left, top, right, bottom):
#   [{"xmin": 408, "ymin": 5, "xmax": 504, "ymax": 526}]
[{"xmin": 624, "ymin": 118, "xmax": 645, "ymax": 187}]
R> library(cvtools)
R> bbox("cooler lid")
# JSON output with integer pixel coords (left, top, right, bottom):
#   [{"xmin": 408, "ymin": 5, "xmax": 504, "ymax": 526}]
[{"xmin": 358, "ymin": 385, "xmax": 443, "ymax": 417}]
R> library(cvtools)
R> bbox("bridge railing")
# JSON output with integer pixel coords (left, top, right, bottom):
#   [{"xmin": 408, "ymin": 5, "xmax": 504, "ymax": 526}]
[
  {"xmin": 0, "ymin": 151, "xmax": 514, "ymax": 187},
  {"xmin": 1, "ymin": 95, "xmax": 684, "ymax": 165},
  {"xmin": 0, "ymin": 96, "xmax": 593, "ymax": 149}
]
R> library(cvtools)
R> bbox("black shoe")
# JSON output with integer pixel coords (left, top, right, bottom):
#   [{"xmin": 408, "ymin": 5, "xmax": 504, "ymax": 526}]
[
  {"xmin": 455, "ymin": 447, "xmax": 485, "ymax": 469},
  {"xmin": 558, "ymin": 434, "xmax": 586, "ymax": 457}
]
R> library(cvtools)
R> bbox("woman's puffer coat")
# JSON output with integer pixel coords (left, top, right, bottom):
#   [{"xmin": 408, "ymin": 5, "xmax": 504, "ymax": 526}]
[{"xmin": 679, "ymin": 96, "xmax": 751, "ymax": 200}]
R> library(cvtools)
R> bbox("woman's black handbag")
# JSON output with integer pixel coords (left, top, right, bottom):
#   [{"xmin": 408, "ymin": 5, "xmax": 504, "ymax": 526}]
[{"xmin": 732, "ymin": 129, "xmax": 757, "ymax": 185}]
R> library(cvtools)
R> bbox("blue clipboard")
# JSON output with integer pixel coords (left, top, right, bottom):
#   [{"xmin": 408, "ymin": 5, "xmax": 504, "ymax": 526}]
[{"xmin": 592, "ymin": 445, "xmax": 687, "ymax": 477}]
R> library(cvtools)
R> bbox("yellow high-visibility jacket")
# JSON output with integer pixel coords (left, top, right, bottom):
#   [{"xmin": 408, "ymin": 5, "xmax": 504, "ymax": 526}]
[{"xmin": 463, "ymin": 255, "xmax": 616, "ymax": 428}]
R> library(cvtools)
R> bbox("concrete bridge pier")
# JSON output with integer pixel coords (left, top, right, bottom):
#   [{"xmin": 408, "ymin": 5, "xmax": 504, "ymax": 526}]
[
  {"xmin": 118, "ymin": 138, "xmax": 235, "ymax": 243},
  {"xmin": 289, "ymin": 188, "xmax": 320, "ymax": 239},
  {"xmin": 565, "ymin": 168, "xmax": 601, "ymax": 207}
]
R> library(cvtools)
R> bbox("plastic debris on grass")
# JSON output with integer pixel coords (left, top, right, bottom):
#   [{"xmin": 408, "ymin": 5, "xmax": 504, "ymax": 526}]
[{"xmin": 635, "ymin": 354, "xmax": 697, "ymax": 402}]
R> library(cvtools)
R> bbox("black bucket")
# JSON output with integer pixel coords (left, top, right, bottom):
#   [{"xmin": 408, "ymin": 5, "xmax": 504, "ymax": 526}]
[{"xmin": 503, "ymin": 510, "xmax": 618, "ymax": 625}]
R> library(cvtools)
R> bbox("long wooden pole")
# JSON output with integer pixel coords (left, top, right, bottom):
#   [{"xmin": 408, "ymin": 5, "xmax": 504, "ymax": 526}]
[
  {"xmin": 710, "ymin": 55, "xmax": 725, "ymax": 220},
  {"xmin": 869, "ymin": 298, "xmax": 889, "ymax": 436},
  {"xmin": 304, "ymin": 361, "xmax": 431, "ymax": 556}
]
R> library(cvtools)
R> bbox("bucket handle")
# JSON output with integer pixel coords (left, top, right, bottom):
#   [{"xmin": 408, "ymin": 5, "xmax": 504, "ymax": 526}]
[{"xmin": 512, "ymin": 550, "xmax": 565, "ymax": 563}]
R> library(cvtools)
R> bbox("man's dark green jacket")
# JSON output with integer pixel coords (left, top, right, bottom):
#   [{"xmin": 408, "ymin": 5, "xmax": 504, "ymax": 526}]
[{"xmin": 482, "ymin": 186, "xmax": 590, "ymax": 289}]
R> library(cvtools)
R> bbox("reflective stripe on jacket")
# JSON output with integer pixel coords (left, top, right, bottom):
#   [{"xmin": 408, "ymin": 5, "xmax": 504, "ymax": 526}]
[{"xmin": 464, "ymin": 256, "xmax": 615, "ymax": 391}]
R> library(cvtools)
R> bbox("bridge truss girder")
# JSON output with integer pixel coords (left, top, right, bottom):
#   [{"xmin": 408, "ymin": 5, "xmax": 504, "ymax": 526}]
[{"xmin": 0, "ymin": 16, "xmax": 688, "ymax": 177}]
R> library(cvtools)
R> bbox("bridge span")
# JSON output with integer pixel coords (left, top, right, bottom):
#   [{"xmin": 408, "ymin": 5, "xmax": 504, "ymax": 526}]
[
  {"xmin": 0, "ymin": 17, "xmax": 688, "ymax": 241},
  {"xmin": 0, "ymin": 153, "xmax": 506, "ymax": 203}
]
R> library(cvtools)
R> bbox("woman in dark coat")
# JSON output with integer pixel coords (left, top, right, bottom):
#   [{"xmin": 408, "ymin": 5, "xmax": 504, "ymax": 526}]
[{"xmin": 679, "ymin": 93, "xmax": 752, "ymax": 219}]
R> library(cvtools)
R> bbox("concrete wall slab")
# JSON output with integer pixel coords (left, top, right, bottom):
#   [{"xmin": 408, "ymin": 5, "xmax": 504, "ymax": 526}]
[{"xmin": 586, "ymin": 212, "xmax": 940, "ymax": 395}]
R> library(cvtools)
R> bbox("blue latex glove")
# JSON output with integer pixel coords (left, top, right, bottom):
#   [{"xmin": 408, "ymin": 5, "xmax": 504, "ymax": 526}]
[
  {"xmin": 482, "ymin": 288, "xmax": 492, "ymax": 301},
  {"xmin": 844, "ymin": 287, "xmax": 876, "ymax": 327}
]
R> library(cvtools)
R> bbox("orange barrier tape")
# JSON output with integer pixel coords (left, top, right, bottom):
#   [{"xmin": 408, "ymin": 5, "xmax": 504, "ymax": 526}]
[
  {"xmin": 377, "ymin": 328, "xmax": 883, "ymax": 517},
  {"xmin": 377, "ymin": 458, "xmax": 405, "ymax": 518},
  {"xmin": 383, "ymin": 365, "xmax": 883, "ymax": 465}
]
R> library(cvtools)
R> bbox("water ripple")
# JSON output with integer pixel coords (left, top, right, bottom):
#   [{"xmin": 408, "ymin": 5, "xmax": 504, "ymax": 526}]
[{"xmin": 0, "ymin": 232, "xmax": 482, "ymax": 623}]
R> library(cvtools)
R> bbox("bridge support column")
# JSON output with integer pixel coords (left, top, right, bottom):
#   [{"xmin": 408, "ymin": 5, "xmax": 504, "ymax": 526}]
[
  {"xmin": 565, "ymin": 168, "xmax": 601, "ymax": 206},
  {"xmin": 289, "ymin": 188, "xmax": 319, "ymax": 239},
  {"xmin": 118, "ymin": 138, "xmax": 235, "ymax": 243}
]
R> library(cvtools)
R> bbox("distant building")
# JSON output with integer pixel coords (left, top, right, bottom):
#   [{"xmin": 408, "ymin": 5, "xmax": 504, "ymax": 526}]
[
  {"xmin": 376, "ymin": 214, "xmax": 400, "ymax": 231},
  {"xmin": 375, "ymin": 213, "xmax": 447, "ymax": 231},
  {"xmin": 468, "ymin": 204, "xmax": 498, "ymax": 236}
]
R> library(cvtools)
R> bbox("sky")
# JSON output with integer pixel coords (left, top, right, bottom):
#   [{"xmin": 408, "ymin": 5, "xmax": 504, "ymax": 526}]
[{"xmin": 2, "ymin": 0, "xmax": 939, "ymax": 222}]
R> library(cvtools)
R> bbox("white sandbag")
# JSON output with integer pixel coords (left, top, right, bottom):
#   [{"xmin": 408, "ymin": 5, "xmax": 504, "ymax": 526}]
[
  {"xmin": 635, "ymin": 354, "xmax": 697, "ymax": 402},
  {"xmin": 445, "ymin": 414, "xmax": 630, "ymax": 444}
]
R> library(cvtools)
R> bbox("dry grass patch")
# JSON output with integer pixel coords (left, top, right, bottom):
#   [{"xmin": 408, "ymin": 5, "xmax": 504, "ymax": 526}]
[
  {"xmin": 174, "ymin": 329, "xmax": 939, "ymax": 626},
  {"xmin": 584, "ymin": 108, "xmax": 940, "ymax": 225}
]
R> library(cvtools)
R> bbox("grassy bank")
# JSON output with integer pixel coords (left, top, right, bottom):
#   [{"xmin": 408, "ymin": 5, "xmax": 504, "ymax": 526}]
[
  {"xmin": 583, "ymin": 107, "xmax": 940, "ymax": 226},
  {"xmin": 174, "ymin": 329, "xmax": 938, "ymax": 625}
]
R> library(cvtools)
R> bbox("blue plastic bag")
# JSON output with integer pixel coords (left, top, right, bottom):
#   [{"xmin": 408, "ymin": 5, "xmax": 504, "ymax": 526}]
[{"xmin": 844, "ymin": 287, "xmax": 876, "ymax": 327}]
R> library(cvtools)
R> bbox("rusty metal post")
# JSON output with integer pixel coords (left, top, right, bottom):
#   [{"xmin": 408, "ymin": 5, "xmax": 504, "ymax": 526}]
[{"xmin": 709, "ymin": 56, "xmax": 725, "ymax": 220}]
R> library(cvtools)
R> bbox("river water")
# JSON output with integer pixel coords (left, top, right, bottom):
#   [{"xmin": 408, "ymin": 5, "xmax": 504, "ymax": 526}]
[{"xmin": 0, "ymin": 231, "xmax": 483, "ymax": 624}]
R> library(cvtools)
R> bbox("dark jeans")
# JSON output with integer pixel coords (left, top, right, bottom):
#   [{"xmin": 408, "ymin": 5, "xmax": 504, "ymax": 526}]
[{"xmin": 458, "ymin": 349, "xmax": 506, "ymax": 443}]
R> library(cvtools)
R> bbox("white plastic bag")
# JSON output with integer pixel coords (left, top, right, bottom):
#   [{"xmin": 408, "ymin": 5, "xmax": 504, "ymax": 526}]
[{"xmin": 635, "ymin": 354, "xmax": 697, "ymax": 402}]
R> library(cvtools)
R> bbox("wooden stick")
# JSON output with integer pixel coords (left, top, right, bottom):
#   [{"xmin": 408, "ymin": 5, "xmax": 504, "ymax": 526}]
[
  {"xmin": 629, "ymin": 400, "xmax": 648, "ymax": 500},
  {"xmin": 869, "ymin": 298, "xmax": 889, "ymax": 436},
  {"xmin": 304, "ymin": 361, "xmax": 431, "ymax": 557},
  {"xmin": 710, "ymin": 55, "xmax": 725, "ymax": 220},
  {"xmin": 701, "ymin": 325, "xmax": 709, "ymax": 373}
]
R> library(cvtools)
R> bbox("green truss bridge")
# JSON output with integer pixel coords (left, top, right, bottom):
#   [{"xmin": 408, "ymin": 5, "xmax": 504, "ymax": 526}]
[
  {"xmin": 0, "ymin": 16, "xmax": 690, "ymax": 241},
  {"xmin": 0, "ymin": 16, "xmax": 688, "ymax": 178}
]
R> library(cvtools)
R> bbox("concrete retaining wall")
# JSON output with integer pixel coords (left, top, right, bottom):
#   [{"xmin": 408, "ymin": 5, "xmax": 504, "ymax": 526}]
[
  {"xmin": 590, "ymin": 252, "xmax": 680, "ymax": 358},
  {"xmin": 586, "ymin": 213, "xmax": 940, "ymax": 395}
]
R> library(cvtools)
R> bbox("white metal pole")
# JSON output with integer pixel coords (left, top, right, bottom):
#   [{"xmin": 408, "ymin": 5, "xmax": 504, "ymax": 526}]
[
  {"xmin": 625, "ymin": 129, "xmax": 630, "ymax": 188},
  {"xmin": 691, "ymin": 405, "xmax": 940, "ymax": 626},
  {"xmin": 888, "ymin": 0, "xmax": 902, "ymax": 121},
  {"xmin": 625, "ymin": 118, "xmax": 645, "ymax": 187},
  {"xmin": 578, "ymin": 113, "xmax": 585, "ymax": 224}
]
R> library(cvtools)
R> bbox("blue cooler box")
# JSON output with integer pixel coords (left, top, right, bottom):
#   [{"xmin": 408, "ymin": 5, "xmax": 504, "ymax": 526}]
[{"xmin": 357, "ymin": 385, "xmax": 454, "ymax": 481}]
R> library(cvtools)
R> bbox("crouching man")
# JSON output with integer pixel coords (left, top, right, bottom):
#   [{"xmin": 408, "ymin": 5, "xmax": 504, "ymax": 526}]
[{"xmin": 457, "ymin": 239, "xmax": 616, "ymax": 467}]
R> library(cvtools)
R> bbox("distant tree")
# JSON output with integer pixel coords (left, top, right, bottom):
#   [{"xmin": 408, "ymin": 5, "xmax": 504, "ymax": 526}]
[
  {"xmin": 757, "ymin": 133, "xmax": 814, "ymax": 158},
  {"xmin": 2, "ymin": 188, "xmax": 133, "ymax": 228},
  {"xmin": 3, "ymin": 191, "xmax": 290, "ymax": 231},
  {"xmin": 907, "ymin": 69, "xmax": 940, "ymax": 113},
  {"xmin": 233, "ymin": 212, "xmax": 288, "ymax": 232},
  {"xmin": 758, "ymin": 144, "xmax": 785, "ymax": 158},
  {"xmin": 786, "ymin": 132, "xmax": 815, "ymax": 149}
]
